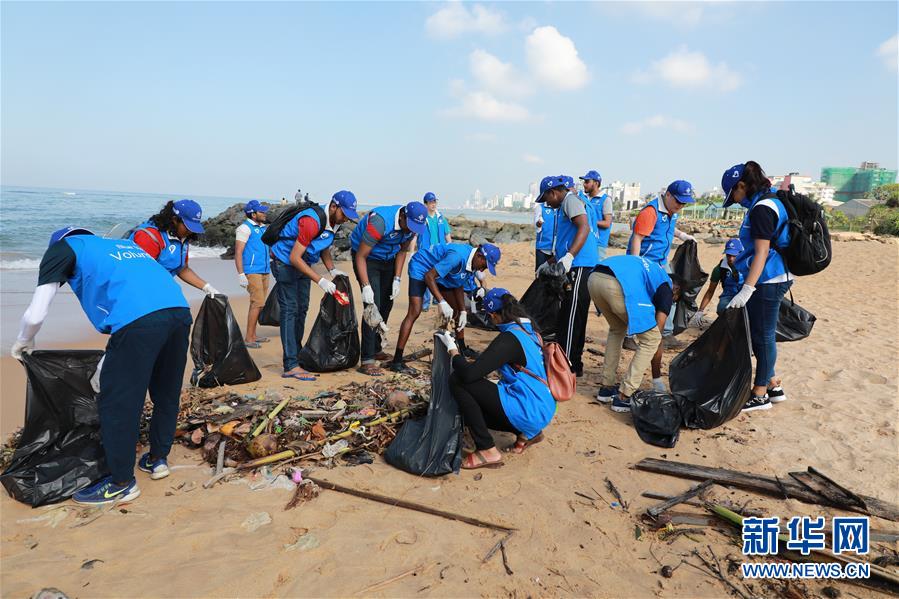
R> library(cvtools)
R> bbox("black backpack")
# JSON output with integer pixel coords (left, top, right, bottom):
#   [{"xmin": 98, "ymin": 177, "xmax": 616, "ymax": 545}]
[
  {"xmin": 768, "ymin": 187, "xmax": 831, "ymax": 276},
  {"xmin": 261, "ymin": 202, "xmax": 326, "ymax": 247}
]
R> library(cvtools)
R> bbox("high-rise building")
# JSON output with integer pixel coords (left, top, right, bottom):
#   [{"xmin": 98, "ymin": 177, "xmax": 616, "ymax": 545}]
[
  {"xmin": 528, "ymin": 181, "xmax": 539, "ymax": 198},
  {"xmin": 821, "ymin": 162, "xmax": 897, "ymax": 202},
  {"xmin": 770, "ymin": 173, "xmax": 837, "ymax": 205},
  {"xmin": 623, "ymin": 183, "xmax": 642, "ymax": 210}
]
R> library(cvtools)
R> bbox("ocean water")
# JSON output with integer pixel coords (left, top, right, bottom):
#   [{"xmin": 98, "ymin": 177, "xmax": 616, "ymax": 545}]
[{"xmin": 0, "ymin": 185, "xmax": 534, "ymax": 270}]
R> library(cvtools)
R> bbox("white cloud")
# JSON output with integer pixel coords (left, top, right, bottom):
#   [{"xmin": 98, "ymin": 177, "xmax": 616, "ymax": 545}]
[
  {"xmin": 425, "ymin": 2, "xmax": 507, "ymax": 39},
  {"xmin": 525, "ymin": 26, "xmax": 589, "ymax": 90},
  {"xmin": 620, "ymin": 115, "xmax": 694, "ymax": 135},
  {"xmin": 469, "ymin": 49, "xmax": 533, "ymax": 98},
  {"xmin": 876, "ymin": 34, "xmax": 898, "ymax": 71},
  {"xmin": 633, "ymin": 46, "xmax": 742, "ymax": 92},
  {"xmin": 522, "ymin": 153, "xmax": 543, "ymax": 164},
  {"xmin": 442, "ymin": 90, "xmax": 530, "ymax": 122}
]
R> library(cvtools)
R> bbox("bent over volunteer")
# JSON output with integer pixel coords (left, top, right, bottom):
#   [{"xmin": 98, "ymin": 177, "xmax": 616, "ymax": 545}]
[{"xmin": 11, "ymin": 227, "xmax": 192, "ymax": 506}]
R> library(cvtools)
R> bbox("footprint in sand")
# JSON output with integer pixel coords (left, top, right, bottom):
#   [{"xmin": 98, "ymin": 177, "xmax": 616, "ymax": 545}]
[{"xmin": 859, "ymin": 371, "xmax": 888, "ymax": 385}]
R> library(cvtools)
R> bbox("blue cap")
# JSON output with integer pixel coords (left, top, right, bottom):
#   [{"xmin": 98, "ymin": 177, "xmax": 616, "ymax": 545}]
[
  {"xmin": 562, "ymin": 175, "xmax": 576, "ymax": 189},
  {"xmin": 579, "ymin": 170, "xmax": 602, "ymax": 182},
  {"xmin": 721, "ymin": 163, "xmax": 746, "ymax": 207},
  {"xmin": 173, "ymin": 199, "xmax": 205, "ymax": 234},
  {"xmin": 483, "ymin": 287, "xmax": 511, "ymax": 314},
  {"xmin": 244, "ymin": 200, "xmax": 269, "ymax": 215},
  {"xmin": 331, "ymin": 190, "xmax": 359, "ymax": 221},
  {"xmin": 479, "ymin": 243, "xmax": 501, "ymax": 276},
  {"xmin": 724, "ymin": 238, "xmax": 744, "ymax": 256},
  {"xmin": 403, "ymin": 201, "xmax": 428, "ymax": 236},
  {"xmin": 666, "ymin": 180, "xmax": 696, "ymax": 204},
  {"xmin": 423, "ymin": 191, "xmax": 438, "ymax": 203},
  {"xmin": 49, "ymin": 226, "xmax": 93, "ymax": 247},
  {"xmin": 536, "ymin": 175, "xmax": 567, "ymax": 203}
]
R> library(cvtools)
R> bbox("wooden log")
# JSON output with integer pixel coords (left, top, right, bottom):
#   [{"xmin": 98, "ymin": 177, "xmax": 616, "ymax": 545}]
[
  {"xmin": 646, "ymin": 480, "xmax": 713, "ymax": 517},
  {"xmin": 641, "ymin": 491, "xmax": 704, "ymax": 509},
  {"xmin": 634, "ymin": 458, "xmax": 899, "ymax": 522}
]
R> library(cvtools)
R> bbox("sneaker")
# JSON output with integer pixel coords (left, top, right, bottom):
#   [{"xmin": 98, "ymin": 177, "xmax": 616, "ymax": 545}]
[
  {"xmin": 574, "ymin": 366, "xmax": 584, "ymax": 378},
  {"xmin": 662, "ymin": 336, "xmax": 688, "ymax": 350},
  {"xmin": 623, "ymin": 337, "xmax": 639, "ymax": 351},
  {"xmin": 387, "ymin": 361, "xmax": 419, "ymax": 376},
  {"xmin": 611, "ymin": 396, "xmax": 632, "ymax": 413},
  {"xmin": 767, "ymin": 386, "xmax": 788, "ymax": 403},
  {"xmin": 595, "ymin": 385, "xmax": 619, "ymax": 404},
  {"xmin": 741, "ymin": 394, "xmax": 772, "ymax": 413},
  {"xmin": 138, "ymin": 452, "xmax": 170, "ymax": 480},
  {"xmin": 73, "ymin": 476, "xmax": 140, "ymax": 506}
]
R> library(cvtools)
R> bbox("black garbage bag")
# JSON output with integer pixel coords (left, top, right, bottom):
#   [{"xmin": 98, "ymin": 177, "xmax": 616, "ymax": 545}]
[
  {"xmin": 298, "ymin": 275, "xmax": 361, "ymax": 372},
  {"xmin": 190, "ymin": 294, "xmax": 262, "ymax": 387},
  {"xmin": 258, "ymin": 283, "xmax": 280, "ymax": 327},
  {"xmin": 630, "ymin": 390, "xmax": 681, "ymax": 448},
  {"xmin": 385, "ymin": 335, "xmax": 462, "ymax": 476},
  {"xmin": 669, "ymin": 240, "xmax": 709, "ymax": 335},
  {"xmin": 1, "ymin": 350, "xmax": 107, "ymax": 506},
  {"xmin": 776, "ymin": 291, "xmax": 816, "ymax": 343},
  {"xmin": 670, "ymin": 308, "xmax": 753, "ymax": 429},
  {"xmin": 465, "ymin": 291, "xmax": 497, "ymax": 331},
  {"xmin": 521, "ymin": 266, "xmax": 566, "ymax": 339}
]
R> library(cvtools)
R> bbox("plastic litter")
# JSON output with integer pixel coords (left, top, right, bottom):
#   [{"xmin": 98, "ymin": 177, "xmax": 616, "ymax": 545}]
[
  {"xmin": 1, "ymin": 350, "xmax": 107, "ymax": 507},
  {"xmin": 190, "ymin": 295, "xmax": 262, "ymax": 388},
  {"xmin": 298, "ymin": 275, "xmax": 361, "ymax": 372},
  {"xmin": 669, "ymin": 241, "xmax": 709, "ymax": 335},
  {"xmin": 776, "ymin": 291, "xmax": 816, "ymax": 343},
  {"xmin": 521, "ymin": 265, "xmax": 567, "ymax": 339},
  {"xmin": 322, "ymin": 439, "xmax": 350, "ymax": 458},
  {"xmin": 284, "ymin": 533, "xmax": 319, "ymax": 552},
  {"xmin": 630, "ymin": 391, "xmax": 681, "ymax": 448},
  {"xmin": 257, "ymin": 283, "xmax": 280, "ymax": 327},
  {"xmin": 241, "ymin": 511, "xmax": 272, "ymax": 532}
]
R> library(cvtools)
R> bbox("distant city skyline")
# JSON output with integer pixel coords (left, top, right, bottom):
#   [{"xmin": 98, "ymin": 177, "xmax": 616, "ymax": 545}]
[{"xmin": 2, "ymin": 2, "xmax": 896, "ymax": 206}]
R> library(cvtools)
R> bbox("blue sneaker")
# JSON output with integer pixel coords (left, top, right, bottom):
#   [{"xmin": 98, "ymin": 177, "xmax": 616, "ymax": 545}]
[
  {"xmin": 595, "ymin": 385, "xmax": 619, "ymax": 404},
  {"xmin": 611, "ymin": 395, "xmax": 631, "ymax": 413},
  {"xmin": 138, "ymin": 452, "xmax": 170, "ymax": 480},
  {"xmin": 73, "ymin": 476, "xmax": 140, "ymax": 506}
]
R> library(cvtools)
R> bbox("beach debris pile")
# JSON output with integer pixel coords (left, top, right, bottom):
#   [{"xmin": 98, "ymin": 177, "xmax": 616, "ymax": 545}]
[{"xmin": 145, "ymin": 375, "xmax": 432, "ymax": 473}]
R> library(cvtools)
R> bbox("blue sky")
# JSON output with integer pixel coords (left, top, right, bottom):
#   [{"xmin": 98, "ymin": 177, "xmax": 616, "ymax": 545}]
[{"xmin": 2, "ymin": 1, "xmax": 896, "ymax": 206}]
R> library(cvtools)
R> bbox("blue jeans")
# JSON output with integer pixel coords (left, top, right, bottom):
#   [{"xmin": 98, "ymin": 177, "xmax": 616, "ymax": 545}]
[
  {"xmin": 272, "ymin": 259, "xmax": 311, "ymax": 371},
  {"xmin": 99, "ymin": 308, "xmax": 192, "ymax": 482},
  {"xmin": 351, "ymin": 252, "xmax": 396, "ymax": 363},
  {"xmin": 746, "ymin": 280, "xmax": 792, "ymax": 387},
  {"xmin": 661, "ymin": 261, "xmax": 675, "ymax": 336}
]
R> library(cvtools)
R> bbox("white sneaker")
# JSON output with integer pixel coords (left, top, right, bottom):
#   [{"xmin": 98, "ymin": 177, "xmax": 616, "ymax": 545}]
[
  {"xmin": 652, "ymin": 380, "xmax": 667, "ymax": 393},
  {"xmin": 768, "ymin": 386, "xmax": 788, "ymax": 403}
]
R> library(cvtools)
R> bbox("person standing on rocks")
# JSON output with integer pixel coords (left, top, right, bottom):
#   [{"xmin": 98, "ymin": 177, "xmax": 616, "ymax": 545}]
[
  {"xmin": 535, "ymin": 174, "xmax": 599, "ymax": 378},
  {"xmin": 416, "ymin": 192, "xmax": 452, "ymax": 311},
  {"xmin": 350, "ymin": 201, "xmax": 429, "ymax": 376},
  {"xmin": 270, "ymin": 191, "xmax": 359, "ymax": 380},
  {"xmin": 234, "ymin": 200, "xmax": 271, "ymax": 348}
]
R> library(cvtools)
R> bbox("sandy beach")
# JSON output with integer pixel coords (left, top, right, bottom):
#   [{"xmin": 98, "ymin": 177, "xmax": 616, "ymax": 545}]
[{"xmin": 1, "ymin": 238, "xmax": 897, "ymax": 598}]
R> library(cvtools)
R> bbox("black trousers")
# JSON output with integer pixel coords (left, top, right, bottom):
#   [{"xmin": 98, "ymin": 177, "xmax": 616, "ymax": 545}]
[
  {"xmin": 352, "ymin": 252, "xmax": 396, "ymax": 363},
  {"xmin": 99, "ymin": 308, "xmax": 192, "ymax": 482},
  {"xmin": 556, "ymin": 266, "xmax": 592, "ymax": 373},
  {"xmin": 450, "ymin": 373, "xmax": 519, "ymax": 450}
]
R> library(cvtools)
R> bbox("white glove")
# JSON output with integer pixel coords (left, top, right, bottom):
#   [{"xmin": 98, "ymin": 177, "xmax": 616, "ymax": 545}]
[
  {"xmin": 329, "ymin": 268, "xmax": 347, "ymax": 278},
  {"xmin": 438, "ymin": 300, "xmax": 454, "ymax": 319},
  {"xmin": 435, "ymin": 331, "xmax": 458, "ymax": 352},
  {"xmin": 202, "ymin": 283, "xmax": 220, "ymax": 297},
  {"xmin": 559, "ymin": 253, "xmax": 575, "ymax": 273},
  {"xmin": 389, "ymin": 277, "xmax": 401, "ymax": 300},
  {"xmin": 475, "ymin": 287, "xmax": 486, "ymax": 299},
  {"xmin": 11, "ymin": 339, "xmax": 34, "ymax": 360},
  {"xmin": 90, "ymin": 354, "xmax": 105, "ymax": 394},
  {"xmin": 317, "ymin": 277, "xmax": 337, "ymax": 295},
  {"xmin": 361, "ymin": 285, "xmax": 375, "ymax": 305},
  {"xmin": 683, "ymin": 234, "xmax": 697, "ymax": 243},
  {"xmin": 727, "ymin": 284, "xmax": 756, "ymax": 310},
  {"xmin": 475, "ymin": 270, "xmax": 486, "ymax": 282},
  {"xmin": 688, "ymin": 311, "xmax": 706, "ymax": 328},
  {"xmin": 457, "ymin": 311, "xmax": 467, "ymax": 331},
  {"xmin": 237, "ymin": 273, "xmax": 249, "ymax": 288}
]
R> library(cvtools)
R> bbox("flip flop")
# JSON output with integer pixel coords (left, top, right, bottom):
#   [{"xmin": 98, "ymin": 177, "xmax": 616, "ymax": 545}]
[
  {"xmin": 245, "ymin": 341, "xmax": 262, "ymax": 349},
  {"xmin": 509, "ymin": 432, "xmax": 544, "ymax": 454},
  {"xmin": 256, "ymin": 337, "xmax": 270, "ymax": 343},
  {"xmin": 461, "ymin": 450, "xmax": 504, "ymax": 470},
  {"xmin": 357, "ymin": 364, "xmax": 384, "ymax": 377},
  {"xmin": 281, "ymin": 371, "xmax": 316, "ymax": 381}
]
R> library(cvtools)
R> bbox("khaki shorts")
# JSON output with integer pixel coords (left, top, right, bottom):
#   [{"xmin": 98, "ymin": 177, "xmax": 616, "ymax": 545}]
[{"xmin": 247, "ymin": 273, "xmax": 270, "ymax": 308}]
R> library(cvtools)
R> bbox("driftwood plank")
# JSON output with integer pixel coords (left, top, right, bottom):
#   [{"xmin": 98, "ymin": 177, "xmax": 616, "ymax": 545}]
[
  {"xmin": 646, "ymin": 480, "xmax": 714, "ymax": 517},
  {"xmin": 634, "ymin": 458, "xmax": 899, "ymax": 522}
]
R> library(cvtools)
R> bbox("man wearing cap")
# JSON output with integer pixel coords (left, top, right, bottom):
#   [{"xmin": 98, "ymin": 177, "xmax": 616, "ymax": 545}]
[
  {"xmin": 270, "ymin": 191, "xmax": 359, "ymax": 380},
  {"xmin": 11, "ymin": 227, "xmax": 192, "ymax": 505},
  {"xmin": 234, "ymin": 200, "xmax": 271, "ymax": 348},
  {"xmin": 533, "ymin": 177, "xmax": 558, "ymax": 271},
  {"xmin": 416, "ymin": 192, "xmax": 453, "ymax": 311},
  {"xmin": 536, "ymin": 174, "xmax": 599, "ymax": 377},
  {"xmin": 350, "ymin": 201, "xmax": 429, "ymax": 376},
  {"xmin": 390, "ymin": 242, "xmax": 500, "ymax": 374},
  {"xmin": 131, "ymin": 199, "xmax": 220, "ymax": 297},
  {"xmin": 580, "ymin": 170, "xmax": 614, "ymax": 261}
]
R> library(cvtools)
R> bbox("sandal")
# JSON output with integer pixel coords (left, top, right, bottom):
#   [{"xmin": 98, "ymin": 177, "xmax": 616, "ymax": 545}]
[
  {"xmin": 256, "ymin": 337, "xmax": 270, "ymax": 343},
  {"xmin": 387, "ymin": 361, "xmax": 419, "ymax": 376},
  {"xmin": 245, "ymin": 341, "xmax": 262, "ymax": 349},
  {"xmin": 510, "ymin": 432, "xmax": 544, "ymax": 454},
  {"xmin": 281, "ymin": 369, "xmax": 316, "ymax": 381},
  {"xmin": 357, "ymin": 363, "xmax": 384, "ymax": 377},
  {"xmin": 462, "ymin": 450, "xmax": 504, "ymax": 470}
]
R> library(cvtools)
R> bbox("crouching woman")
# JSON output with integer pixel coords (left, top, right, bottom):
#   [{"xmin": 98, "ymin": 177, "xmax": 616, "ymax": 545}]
[{"xmin": 436, "ymin": 288, "xmax": 555, "ymax": 470}]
